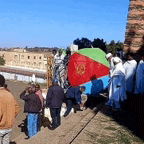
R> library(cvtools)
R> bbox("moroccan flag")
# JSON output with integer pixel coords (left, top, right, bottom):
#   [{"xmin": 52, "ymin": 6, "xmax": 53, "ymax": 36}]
[{"xmin": 68, "ymin": 48, "xmax": 110, "ymax": 86}]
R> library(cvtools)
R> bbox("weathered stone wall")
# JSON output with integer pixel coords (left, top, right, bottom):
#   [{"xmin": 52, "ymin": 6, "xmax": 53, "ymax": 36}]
[{"xmin": 124, "ymin": 0, "xmax": 144, "ymax": 53}]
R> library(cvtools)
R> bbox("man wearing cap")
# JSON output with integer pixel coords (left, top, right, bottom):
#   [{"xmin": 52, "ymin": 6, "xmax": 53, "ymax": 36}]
[
  {"xmin": 64, "ymin": 86, "xmax": 86, "ymax": 117},
  {"xmin": 46, "ymin": 79, "xmax": 64, "ymax": 130},
  {"xmin": 106, "ymin": 57, "xmax": 126, "ymax": 110}
]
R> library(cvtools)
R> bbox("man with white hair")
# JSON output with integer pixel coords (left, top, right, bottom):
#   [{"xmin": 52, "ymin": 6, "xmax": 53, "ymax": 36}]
[{"xmin": 106, "ymin": 57, "xmax": 126, "ymax": 110}]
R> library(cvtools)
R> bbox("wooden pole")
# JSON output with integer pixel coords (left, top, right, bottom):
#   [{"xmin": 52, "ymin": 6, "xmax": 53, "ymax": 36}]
[{"xmin": 47, "ymin": 55, "xmax": 54, "ymax": 88}]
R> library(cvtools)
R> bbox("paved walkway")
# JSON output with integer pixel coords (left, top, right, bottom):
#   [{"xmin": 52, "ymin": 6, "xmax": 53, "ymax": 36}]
[
  {"xmin": 72, "ymin": 110, "xmax": 144, "ymax": 144},
  {"xmin": 13, "ymin": 105, "xmax": 144, "ymax": 144},
  {"xmin": 6, "ymin": 80, "xmax": 144, "ymax": 144}
]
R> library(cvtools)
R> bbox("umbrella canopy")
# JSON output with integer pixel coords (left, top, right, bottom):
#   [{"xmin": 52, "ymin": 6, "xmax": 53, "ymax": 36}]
[{"xmin": 68, "ymin": 48, "xmax": 110, "ymax": 86}]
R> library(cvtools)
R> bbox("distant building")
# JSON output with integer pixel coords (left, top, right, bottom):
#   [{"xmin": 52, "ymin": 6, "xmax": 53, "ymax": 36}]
[{"xmin": 0, "ymin": 49, "xmax": 51, "ymax": 71}]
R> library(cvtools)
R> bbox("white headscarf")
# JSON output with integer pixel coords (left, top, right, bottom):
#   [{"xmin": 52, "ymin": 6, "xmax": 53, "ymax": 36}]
[
  {"xmin": 106, "ymin": 53, "xmax": 112, "ymax": 59},
  {"xmin": 113, "ymin": 57, "xmax": 121, "ymax": 63},
  {"xmin": 111, "ymin": 57, "xmax": 125, "ymax": 77}
]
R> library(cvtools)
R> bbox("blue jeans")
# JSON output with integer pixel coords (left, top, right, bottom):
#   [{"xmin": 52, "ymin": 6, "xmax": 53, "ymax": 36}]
[
  {"xmin": 28, "ymin": 113, "xmax": 39, "ymax": 138},
  {"xmin": 0, "ymin": 129, "xmax": 12, "ymax": 144}
]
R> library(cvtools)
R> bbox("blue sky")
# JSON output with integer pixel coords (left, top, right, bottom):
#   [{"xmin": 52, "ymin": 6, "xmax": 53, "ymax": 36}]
[{"xmin": 0, "ymin": 0, "xmax": 129, "ymax": 48}]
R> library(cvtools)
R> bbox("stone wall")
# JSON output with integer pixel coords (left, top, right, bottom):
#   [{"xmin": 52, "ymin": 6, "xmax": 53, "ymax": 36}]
[{"xmin": 124, "ymin": 0, "xmax": 144, "ymax": 53}]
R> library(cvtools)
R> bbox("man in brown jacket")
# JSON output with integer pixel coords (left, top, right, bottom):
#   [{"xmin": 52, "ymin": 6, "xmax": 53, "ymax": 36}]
[{"xmin": 0, "ymin": 75, "xmax": 20, "ymax": 144}]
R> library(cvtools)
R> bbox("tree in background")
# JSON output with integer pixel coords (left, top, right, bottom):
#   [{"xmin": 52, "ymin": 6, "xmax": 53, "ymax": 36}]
[
  {"xmin": 115, "ymin": 41, "xmax": 124, "ymax": 51},
  {"xmin": 73, "ymin": 38, "xmax": 124, "ymax": 54},
  {"xmin": 73, "ymin": 38, "xmax": 92, "ymax": 50},
  {"xmin": 106, "ymin": 40, "xmax": 124, "ymax": 54},
  {"xmin": 92, "ymin": 38, "xmax": 107, "ymax": 53},
  {"xmin": 0, "ymin": 57, "xmax": 5, "ymax": 65}
]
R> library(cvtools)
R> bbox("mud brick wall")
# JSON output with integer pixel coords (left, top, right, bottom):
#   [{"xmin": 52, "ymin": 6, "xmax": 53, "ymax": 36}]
[{"xmin": 124, "ymin": 0, "xmax": 144, "ymax": 53}]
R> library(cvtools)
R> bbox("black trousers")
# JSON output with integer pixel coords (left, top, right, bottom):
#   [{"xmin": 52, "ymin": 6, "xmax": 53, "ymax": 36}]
[
  {"xmin": 50, "ymin": 108, "xmax": 61, "ymax": 128},
  {"xmin": 64, "ymin": 98, "xmax": 80, "ymax": 116}
]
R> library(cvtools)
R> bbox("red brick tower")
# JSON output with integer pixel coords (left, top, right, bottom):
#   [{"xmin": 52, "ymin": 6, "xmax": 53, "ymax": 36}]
[{"xmin": 124, "ymin": 0, "xmax": 144, "ymax": 53}]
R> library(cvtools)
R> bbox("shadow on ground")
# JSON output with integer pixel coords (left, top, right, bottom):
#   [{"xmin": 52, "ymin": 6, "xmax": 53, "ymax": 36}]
[
  {"xmin": 18, "ymin": 114, "xmax": 52, "ymax": 137},
  {"xmin": 18, "ymin": 117, "xmax": 28, "ymax": 136},
  {"xmin": 10, "ymin": 142, "xmax": 16, "ymax": 144},
  {"xmin": 85, "ymin": 93, "xmax": 144, "ymax": 142}
]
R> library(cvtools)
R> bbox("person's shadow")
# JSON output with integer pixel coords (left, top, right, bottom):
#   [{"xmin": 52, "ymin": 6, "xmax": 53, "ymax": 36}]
[
  {"xmin": 84, "ymin": 75, "xmax": 106, "ymax": 109},
  {"xmin": 18, "ymin": 114, "xmax": 52, "ymax": 135},
  {"xmin": 10, "ymin": 142, "xmax": 16, "ymax": 144},
  {"xmin": 18, "ymin": 117, "xmax": 28, "ymax": 136}
]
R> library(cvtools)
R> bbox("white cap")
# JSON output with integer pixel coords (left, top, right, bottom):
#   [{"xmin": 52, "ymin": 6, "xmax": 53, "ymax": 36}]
[
  {"xmin": 105, "ymin": 53, "xmax": 112, "ymax": 59},
  {"xmin": 113, "ymin": 57, "xmax": 121, "ymax": 63}
]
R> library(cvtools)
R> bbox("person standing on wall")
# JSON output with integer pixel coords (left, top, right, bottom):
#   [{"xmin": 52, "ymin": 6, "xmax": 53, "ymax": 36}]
[
  {"xmin": 105, "ymin": 57, "xmax": 126, "ymax": 111},
  {"xmin": 46, "ymin": 79, "xmax": 64, "ymax": 130},
  {"xmin": 35, "ymin": 84, "xmax": 44, "ymax": 131},
  {"xmin": 123, "ymin": 53, "xmax": 137, "ymax": 96},
  {"xmin": 20, "ymin": 86, "xmax": 42, "ymax": 139}
]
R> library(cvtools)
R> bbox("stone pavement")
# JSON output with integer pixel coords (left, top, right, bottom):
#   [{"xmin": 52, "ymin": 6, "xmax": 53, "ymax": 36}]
[
  {"xmin": 14, "ymin": 108, "xmax": 94, "ymax": 144},
  {"xmin": 5, "ymin": 80, "xmax": 144, "ymax": 144},
  {"xmin": 13, "ymin": 104, "xmax": 144, "ymax": 144},
  {"xmin": 72, "ymin": 110, "xmax": 144, "ymax": 144}
]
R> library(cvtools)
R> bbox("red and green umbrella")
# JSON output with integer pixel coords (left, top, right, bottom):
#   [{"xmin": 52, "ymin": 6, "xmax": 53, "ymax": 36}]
[{"xmin": 68, "ymin": 48, "xmax": 110, "ymax": 86}]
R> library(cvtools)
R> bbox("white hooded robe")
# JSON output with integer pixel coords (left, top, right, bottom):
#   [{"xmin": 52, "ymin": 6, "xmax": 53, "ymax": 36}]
[
  {"xmin": 134, "ymin": 60, "xmax": 144, "ymax": 94},
  {"xmin": 123, "ymin": 60, "xmax": 137, "ymax": 93},
  {"xmin": 106, "ymin": 62, "xmax": 126, "ymax": 108}
]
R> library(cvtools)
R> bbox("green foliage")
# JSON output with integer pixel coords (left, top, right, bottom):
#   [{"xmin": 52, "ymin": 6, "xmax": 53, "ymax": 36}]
[
  {"xmin": 73, "ymin": 37, "xmax": 107, "ymax": 53},
  {"xmin": 73, "ymin": 37, "xmax": 91, "ymax": 50},
  {"xmin": 92, "ymin": 38, "xmax": 107, "ymax": 53},
  {"xmin": 0, "ymin": 57, "xmax": 5, "ymax": 65},
  {"xmin": 106, "ymin": 40, "xmax": 124, "ymax": 54},
  {"xmin": 73, "ymin": 38, "xmax": 124, "ymax": 54}
]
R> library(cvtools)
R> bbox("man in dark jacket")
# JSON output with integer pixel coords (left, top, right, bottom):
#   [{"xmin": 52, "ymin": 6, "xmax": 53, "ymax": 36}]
[
  {"xmin": 46, "ymin": 79, "xmax": 64, "ymax": 130},
  {"xmin": 20, "ymin": 86, "xmax": 42, "ymax": 138},
  {"xmin": 64, "ymin": 86, "xmax": 86, "ymax": 117}
]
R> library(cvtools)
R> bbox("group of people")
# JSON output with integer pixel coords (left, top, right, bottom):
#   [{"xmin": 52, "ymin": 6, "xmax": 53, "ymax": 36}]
[
  {"xmin": 2, "ymin": 49, "xmax": 144, "ymax": 143},
  {"xmin": 20, "ymin": 79, "xmax": 86, "ymax": 138},
  {"xmin": 0, "ymin": 73, "xmax": 86, "ymax": 143},
  {"xmin": 105, "ymin": 52, "xmax": 144, "ymax": 111}
]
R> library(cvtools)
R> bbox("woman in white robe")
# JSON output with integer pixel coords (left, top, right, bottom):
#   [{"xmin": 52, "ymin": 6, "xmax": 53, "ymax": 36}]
[
  {"xmin": 134, "ymin": 60, "xmax": 144, "ymax": 94},
  {"xmin": 123, "ymin": 54, "xmax": 137, "ymax": 93},
  {"xmin": 106, "ymin": 57, "xmax": 126, "ymax": 109}
]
